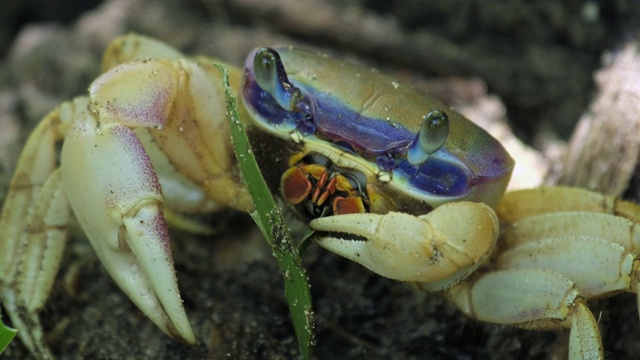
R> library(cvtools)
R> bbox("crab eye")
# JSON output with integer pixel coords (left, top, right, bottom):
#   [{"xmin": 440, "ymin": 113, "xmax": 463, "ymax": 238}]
[
  {"xmin": 253, "ymin": 47, "xmax": 307, "ymax": 113},
  {"xmin": 407, "ymin": 109, "xmax": 449, "ymax": 165}
]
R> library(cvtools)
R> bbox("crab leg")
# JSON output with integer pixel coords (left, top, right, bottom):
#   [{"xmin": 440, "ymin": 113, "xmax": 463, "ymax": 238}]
[
  {"xmin": 495, "ymin": 211, "xmax": 640, "ymax": 322},
  {"xmin": 496, "ymin": 187, "xmax": 640, "ymax": 317},
  {"xmin": 101, "ymin": 33, "xmax": 186, "ymax": 70},
  {"xmin": 498, "ymin": 235, "xmax": 637, "ymax": 295},
  {"xmin": 496, "ymin": 186, "xmax": 640, "ymax": 223},
  {"xmin": 2, "ymin": 39, "xmax": 252, "ymax": 357},
  {"xmin": 0, "ymin": 99, "xmax": 83, "ymax": 359},
  {"xmin": 310, "ymin": 201, "xmax": 499, "ymax": 290},
  {"xmin": 501, "ymin": 211, "xmax": 640, "ymax": 250},
  {"xmin": 445, "ymin": 268, "xmax": 604, "ymax": 360}
]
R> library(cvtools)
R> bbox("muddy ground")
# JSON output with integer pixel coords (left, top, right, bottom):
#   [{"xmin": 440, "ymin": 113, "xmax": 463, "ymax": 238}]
[{"xmin": 2, "ymin": 0, "xmax": 640, "ymax": 359}]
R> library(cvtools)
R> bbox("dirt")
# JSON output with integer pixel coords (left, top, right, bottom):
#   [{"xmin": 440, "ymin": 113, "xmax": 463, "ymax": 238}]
[{"xmin": 1, "ymin": 0, "xmax": 640, "ymax": 359}]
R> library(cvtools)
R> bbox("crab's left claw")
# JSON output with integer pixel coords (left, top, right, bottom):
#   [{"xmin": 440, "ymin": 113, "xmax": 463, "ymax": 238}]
[
  {"xmin": 311, "ymin": 202, "xmax": 499, "ymax": 290},
  {"xmin": 60, "ymin": 111, "xmax": 196, "ymax": 344}
]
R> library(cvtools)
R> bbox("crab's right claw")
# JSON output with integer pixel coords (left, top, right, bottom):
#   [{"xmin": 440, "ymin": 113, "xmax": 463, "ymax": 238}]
[{"xmin": 311, "ymin": 202, "xmax": 499, "ymax": 290}]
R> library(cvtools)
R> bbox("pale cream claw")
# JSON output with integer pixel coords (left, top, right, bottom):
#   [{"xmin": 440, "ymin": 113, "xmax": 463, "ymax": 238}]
[
  {"xmin": 60, "ymin": 102, "xmax": 195, "ymax": 343},
  {"xmin": 311, "ymin": 202, "xmax": 499, "ymax": 290}
]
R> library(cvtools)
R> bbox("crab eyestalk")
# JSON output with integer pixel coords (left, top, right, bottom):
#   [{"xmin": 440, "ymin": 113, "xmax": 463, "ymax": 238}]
[
  {"xmin": 253, "ymin": 47, "xmax": 312, "ymax": 115},
  {"xmin": 407, "ymin": 110, "xmax": 449, "ymax": 165}
]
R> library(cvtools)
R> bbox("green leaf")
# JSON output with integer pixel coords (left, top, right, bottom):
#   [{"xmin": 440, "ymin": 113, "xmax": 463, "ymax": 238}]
[
  {"xmin": 0, "ymin": 310, "xmax": 17, "ymax": 355},
  {"xmin": 215, "ymin": 64, "xmax": 315, "ymax": 359}
]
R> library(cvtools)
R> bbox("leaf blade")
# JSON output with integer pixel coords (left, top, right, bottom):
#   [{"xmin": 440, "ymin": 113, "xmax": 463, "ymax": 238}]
[{"xmin": 216, "ymin": 63, "xmax": 315, "ymax": 359}]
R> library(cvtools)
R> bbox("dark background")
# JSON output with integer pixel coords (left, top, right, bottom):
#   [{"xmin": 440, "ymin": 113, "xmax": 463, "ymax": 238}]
[{"xmin": 1, "ymin": 0, "xmax": 639, "ymax": 359}]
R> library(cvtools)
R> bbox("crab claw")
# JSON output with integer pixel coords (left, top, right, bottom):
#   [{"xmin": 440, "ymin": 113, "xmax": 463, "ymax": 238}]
[
  {"xmin": 311, "ymin": 202, "xmax": 498, "ymax": 290},
  {"xmin": 61, "ymin": 114, "xmax": 196, "ymax": 344}
]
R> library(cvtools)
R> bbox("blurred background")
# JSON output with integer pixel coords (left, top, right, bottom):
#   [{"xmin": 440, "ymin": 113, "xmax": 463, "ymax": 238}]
[{"xmin": 1, "ymin": 0, "xmax": 640, "ymax": 359}]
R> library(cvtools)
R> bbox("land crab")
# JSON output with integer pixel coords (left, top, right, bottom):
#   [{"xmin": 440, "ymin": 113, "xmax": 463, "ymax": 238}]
[{"xmin": 1, "ymin": 34, "xmax": 640, "ymax": 359}]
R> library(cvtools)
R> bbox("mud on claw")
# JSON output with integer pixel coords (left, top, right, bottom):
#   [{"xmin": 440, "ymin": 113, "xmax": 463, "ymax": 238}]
[{"xmin": 2, "ymin": 34, "xmax": 639, "ymax": 359}]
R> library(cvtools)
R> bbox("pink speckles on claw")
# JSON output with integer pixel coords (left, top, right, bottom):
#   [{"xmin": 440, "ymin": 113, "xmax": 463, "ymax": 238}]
[
  {"xmin": 61, "ymin": 115, "xmax": 195, "ymax": 344},
  {"xmin": 89, "ymin": 60, "xmax": 178, "ymax": 128}
]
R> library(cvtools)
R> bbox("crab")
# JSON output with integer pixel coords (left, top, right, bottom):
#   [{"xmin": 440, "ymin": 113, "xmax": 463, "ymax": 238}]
[{"xmin": 1, "ymin": 34, "xmax": 639, "ymax": 359}]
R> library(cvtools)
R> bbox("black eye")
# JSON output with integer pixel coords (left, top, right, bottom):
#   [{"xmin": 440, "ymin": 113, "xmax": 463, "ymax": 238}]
[
  {"xmin": 407, "ymin": 109, "xmax": 449, "ymax": 165},
  {"xmin": 253, "ymin": 48, "xmax": 279, "ymax": 100},
  {"xmin": 253, "ymin": 47, "xmax": 304, "ymax": 112}
]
